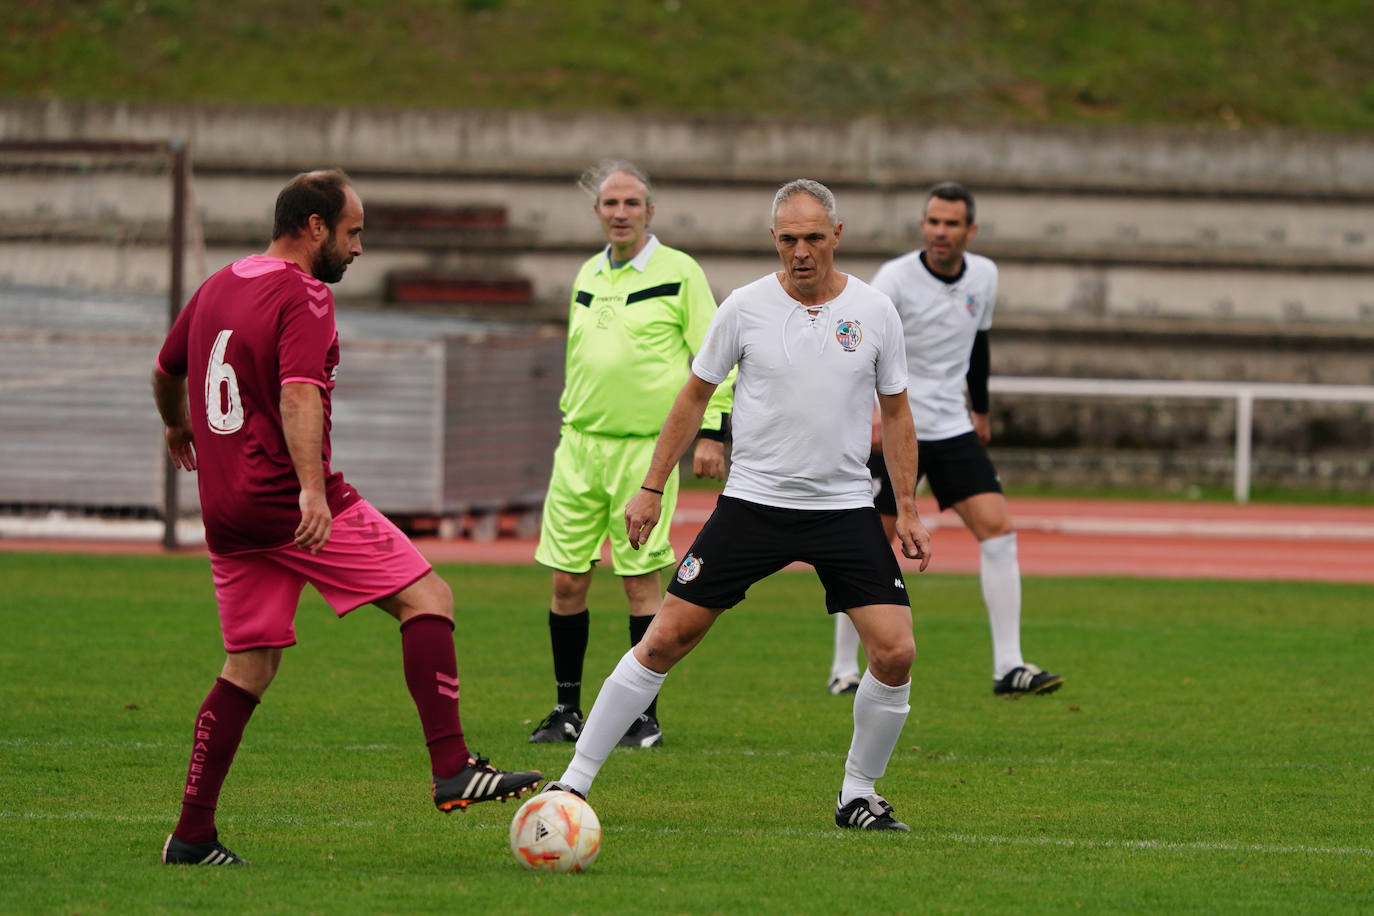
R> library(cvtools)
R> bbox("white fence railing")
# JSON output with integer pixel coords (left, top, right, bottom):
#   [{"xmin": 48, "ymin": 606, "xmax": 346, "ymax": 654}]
[{"xmin": 989, "ymin": 377, "xmax": 1374, "ymax": 503}]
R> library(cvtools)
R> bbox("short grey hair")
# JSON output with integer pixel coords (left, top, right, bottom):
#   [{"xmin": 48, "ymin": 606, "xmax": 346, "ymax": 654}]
[
  {"xmin": 578, "ymin": 158, "xmax": 654, "ymax": 204},
  {"xmin": 771, "ymin": 178, "xmax": 839, "ymax": 227}
]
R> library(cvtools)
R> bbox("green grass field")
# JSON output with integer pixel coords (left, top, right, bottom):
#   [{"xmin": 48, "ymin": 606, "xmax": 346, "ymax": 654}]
[
  {"xmin": 1, "ymin": 552, "xmax": 1370, "ymax": 914},
  {"xmin": 5, "ymin": 0, "xmax": 1374, "ymax": 129}
]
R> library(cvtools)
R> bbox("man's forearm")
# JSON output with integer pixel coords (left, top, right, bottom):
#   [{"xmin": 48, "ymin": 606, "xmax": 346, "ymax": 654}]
[
  {"xmin": 878, "ymin": 394, "xmax": 919, "ymax": 515},
  {"xmin": 151, "ymin": 368, "xmax": 189, "ymax": 429},
  {"xmin": 280, "ymin": 382, "xmax": 326, "ymax": 492},
  {"xmin": 643, "ymin": 377, "xmax": 716, "ymax": 490}
]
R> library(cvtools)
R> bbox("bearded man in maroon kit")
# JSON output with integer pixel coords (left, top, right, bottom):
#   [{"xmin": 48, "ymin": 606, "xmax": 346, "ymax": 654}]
[{"xmin": 152, "ymin": 169, "xmax": 540, "ymax": 865}]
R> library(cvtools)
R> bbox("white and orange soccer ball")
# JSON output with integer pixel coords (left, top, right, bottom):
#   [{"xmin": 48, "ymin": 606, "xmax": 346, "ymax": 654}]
[{"xmin": 509, "ymin": 791, "xmax": 602, "ymax": 873}]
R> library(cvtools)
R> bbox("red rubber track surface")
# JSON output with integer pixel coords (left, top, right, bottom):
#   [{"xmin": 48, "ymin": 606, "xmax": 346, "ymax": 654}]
[{"xmin": 4, "ymin": 492, "xmax": 1371, "ymax": 584}]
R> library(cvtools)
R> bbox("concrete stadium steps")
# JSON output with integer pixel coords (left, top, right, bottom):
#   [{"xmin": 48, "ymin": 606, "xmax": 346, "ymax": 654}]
[
  {"xmin": 8, "ymin": 168, "xmax": 1373, "ymax": 264},
  {"xmin": 4, "ymin": 168, "xmax": 1372, "ymax": 323},
  {"xmin": 7, "ymin": 239, "xmax": 1369, "ymax": 326}
]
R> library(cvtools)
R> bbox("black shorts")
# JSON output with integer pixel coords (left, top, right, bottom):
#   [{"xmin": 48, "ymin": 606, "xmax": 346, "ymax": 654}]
[
  {"xmin": 666, "ymin": 495, "xmax": 910, "ymax": 614},
  {"xmin": 870, "ymin": 431, "xmax": 1002, "ymax": 514}
]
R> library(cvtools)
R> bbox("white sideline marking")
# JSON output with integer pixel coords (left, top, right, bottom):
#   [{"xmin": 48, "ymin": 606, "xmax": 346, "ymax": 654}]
[
  {"xmin": 13, "ymin": 810, "xmax": 1364, "ymax": 859},
  {"xmin": 673, "ymin": 508, "xmax": 1374, "ymax": 541},
  {"xmin": 4, "ymin": 738, "xmax": 1368, "ymax": 776},
  {"xmin": 597, "ymin": 824, "xmax": 1374, "ymax": 858},
  {"xmin": 929, "ymin": 832, "xmax": 1374, "ymax": 858},
  {"xmin": 1015, "ymin": 515, "xmax": 1374, "ymax": 541}
]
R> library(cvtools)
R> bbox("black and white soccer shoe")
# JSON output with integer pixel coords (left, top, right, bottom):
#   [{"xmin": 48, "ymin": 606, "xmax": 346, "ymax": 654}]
[
  {"xmin": 835, "ymin": 793, "xmax": 910, "ymax": 831},
  {"xmin": 540, "ymin": 780, "xmax": 586, "ymax": 800},
  {"xmin": 992, "ymin": 664, "xmax": 1065, "ymax": 698},
  {"xmin": 827, "ymin": 674, "xmax": 861, "ymax": 696},
  {"xmin": 528, "ymin": 705, "xmax": 584, "ymax": 743},
  {"xmin": 433, "ymin": 756, "xmax": 542, "ymax": 812},
  {"xmin": 616, "ymin": 713, "xmax": 663, "ymax": 748},
  {"xmin": 162, "ymin": 833, "xmax": 249, "ymax": 865}
]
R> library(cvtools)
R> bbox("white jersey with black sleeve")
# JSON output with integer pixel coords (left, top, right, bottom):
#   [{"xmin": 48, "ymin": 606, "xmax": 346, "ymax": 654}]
[
  {"xmin": 870, "ymin": 250, "xmax": 998, "ymax": 442},
  {"xmin": 691, "ymin": 272, "xmax": 908, "ymax": 510}
]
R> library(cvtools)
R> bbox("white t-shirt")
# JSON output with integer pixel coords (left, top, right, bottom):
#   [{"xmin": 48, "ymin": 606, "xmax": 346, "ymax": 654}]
[
  {"xmin": 692, "ymin": 272, "xmax": 908, "ymax": 510},
  {"xmin": 871, "ymin": 251, "xmax": 998, "ymax": 442}
]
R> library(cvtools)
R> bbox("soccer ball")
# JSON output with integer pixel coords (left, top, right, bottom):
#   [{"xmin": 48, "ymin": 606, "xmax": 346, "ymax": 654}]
[{"xmin": 510, "ymin": 791, "xmax": 602, "ymax": 873}]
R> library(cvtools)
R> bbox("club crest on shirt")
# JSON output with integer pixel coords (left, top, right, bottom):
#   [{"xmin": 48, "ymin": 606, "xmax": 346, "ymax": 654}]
[
  {"xmin": 676, "ymin": 553, "xmax": 703, "ymax": 584},
  {"xmin": 834, "ymin": 319, "xmax": 862, "ymax": 351},
  {"xmin": 965, "ymin": 294, "xmax": 977, "ymax": 316}
]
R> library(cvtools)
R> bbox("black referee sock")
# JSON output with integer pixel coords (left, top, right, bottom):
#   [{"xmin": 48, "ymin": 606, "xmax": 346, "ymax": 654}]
[
  {"xmin": 629, "ymin": 614, "xmax": 659, "ymax": 720},
  {"xmin": 549, "ymin": 609, "xmax": 589, "ymax": 711}
]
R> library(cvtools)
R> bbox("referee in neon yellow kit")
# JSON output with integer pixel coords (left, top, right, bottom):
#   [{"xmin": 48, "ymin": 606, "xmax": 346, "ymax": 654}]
[{"xmin": 531, "ymin": 160, "xmax": 734, "ymax": 749}]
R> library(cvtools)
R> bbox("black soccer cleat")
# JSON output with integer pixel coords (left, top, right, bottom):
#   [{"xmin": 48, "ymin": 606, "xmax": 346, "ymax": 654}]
[
  {"xmin": 616, "ymin": 713, "xmax": 663, "ymax": 748},
  {"xmin": 528, "ymin": 705, "xmax": 584, "ymax": 743},
  {"xmin": 993, "ymin": 664, "xmax": 1065, "ymax": 698},
  {"xmin": 835, "ymin": 793, "xmax": 910, "ymax": 831},
  {"xmin": 433, "ymin": 756, "xmax": 542, "ymax": 812},
  {"xmin": 162, "ymin": 833, "xmax": 249, "ymax": 866},
  {"xmin": 540, "ymin": 780, "xmax": 586, "ymax": 800}
]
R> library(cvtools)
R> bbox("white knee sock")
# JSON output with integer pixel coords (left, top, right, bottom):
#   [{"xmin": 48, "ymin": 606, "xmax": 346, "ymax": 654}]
[
  {"xmin": 840, "ymin": 670, "xmax": 911, "ymax": 805},
  {"xmin": 980, "ymin": 532, "xmax": 1024, "ymax": 679},
  {"xmin": 561, "ymin": 651, "xmax": 665, "ymax": 796},
  {"xmin": 830, "ymin": 612, "xmax": 861, "ymax": 681}
]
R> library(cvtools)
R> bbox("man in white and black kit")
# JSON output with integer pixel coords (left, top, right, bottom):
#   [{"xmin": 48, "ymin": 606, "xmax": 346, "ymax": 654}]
[
  {"xmin": 828, "ymin": 182, "xmax": 1063, "ymax": 699},
  {"xmin": 543, "ymin": 179, "xmax": 933, "ymax": 832}
]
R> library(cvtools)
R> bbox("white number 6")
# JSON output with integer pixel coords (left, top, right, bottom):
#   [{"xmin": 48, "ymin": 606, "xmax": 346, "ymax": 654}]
[{"xmin": 205, "ymin": 329, "xmax": 245, "ymax": 435}]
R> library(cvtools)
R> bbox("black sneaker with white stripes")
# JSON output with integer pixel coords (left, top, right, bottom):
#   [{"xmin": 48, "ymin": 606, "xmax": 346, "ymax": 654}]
[
  {"xmin": 834, "ymin": 794, "xmax": 910, "ymax": 831},
  {"xmin": 540, "ymin": 780, "xmax": 586, "ymax": 800},
  {"xmin": 162, "ymin": 833, "xmax": 249, "ymax": 865},
  {"xmin": 993, "ymin": 663, "xmax": 1065, "ymax": 697},
  {"xmin": 433, "ymin": 756, "xmax": 542, "ymax": 812}
]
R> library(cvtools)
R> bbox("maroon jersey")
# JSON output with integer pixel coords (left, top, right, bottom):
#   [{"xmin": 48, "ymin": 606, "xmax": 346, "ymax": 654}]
[{"xmin": 157, "ymin": 255, "xmax": 360, "ymax": 554}]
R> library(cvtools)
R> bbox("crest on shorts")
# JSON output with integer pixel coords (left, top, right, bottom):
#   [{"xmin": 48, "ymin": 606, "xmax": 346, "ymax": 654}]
[
  {"xmin": 676, "ymin": 553, "xmax": 703, "ymax": 584},
  {"xmin": 834, "ymin": 319, "xmax": 862, "ymax": 351}
]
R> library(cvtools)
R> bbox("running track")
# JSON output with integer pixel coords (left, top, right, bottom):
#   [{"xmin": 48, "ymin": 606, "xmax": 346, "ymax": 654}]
[
  {"xmin": 3, "ymin": 492, "xmax": 1371, "ymax": 584},
  {"xmin": 427, "ymin": 491, "xmax": 1374, "ymax": 585}
]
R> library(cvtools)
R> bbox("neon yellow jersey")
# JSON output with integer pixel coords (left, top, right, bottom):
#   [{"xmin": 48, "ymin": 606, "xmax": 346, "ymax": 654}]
[{"xmin": 560, "ymin": 235, "xmax": 733, "ymax": 437}]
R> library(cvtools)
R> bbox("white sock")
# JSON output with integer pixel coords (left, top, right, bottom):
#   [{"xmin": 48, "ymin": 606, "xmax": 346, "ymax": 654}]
[
  {"xmin": 980, "ymin": 532, "xmax": 1024, "ymax": 679},
  {"xmin": 840, "ymin": 670, "xmax": 911, "ymax": 805},
  {"xmin": 830, "ymin": 612, "xmax": 861, "ymax": 681},
  {"xmin": 560, "ymin": 650, "xmax": 666, "ymax": 796}
]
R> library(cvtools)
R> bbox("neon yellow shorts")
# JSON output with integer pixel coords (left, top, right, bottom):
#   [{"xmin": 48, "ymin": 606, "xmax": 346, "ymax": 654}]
[{"xmin": 535, "ymin": 426, "xmax": 679, "ymax": 576}]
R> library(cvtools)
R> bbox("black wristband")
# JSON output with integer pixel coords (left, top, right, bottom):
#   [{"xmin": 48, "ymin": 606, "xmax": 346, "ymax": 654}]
[
  {"xmin": 640, "ymin": 485, "xmax": 664, "ymax": 495},
  {"xmin": 697, "ymin": 427, "xmax": 725, "ymax": 442}
]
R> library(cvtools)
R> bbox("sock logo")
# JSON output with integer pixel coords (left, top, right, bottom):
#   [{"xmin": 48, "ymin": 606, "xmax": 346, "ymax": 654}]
[
  {"xmin": 186, "ymin": 710, "xmax": 218, "ymax": 798},
  {"xmin": 436, "ymin": 672, "xmax": 460, "ymax": 700}
]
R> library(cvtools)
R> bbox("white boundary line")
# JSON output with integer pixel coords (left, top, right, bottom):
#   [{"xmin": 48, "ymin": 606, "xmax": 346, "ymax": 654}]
[
  {"xmin": 671, "ymin": 508, "xmax": 1374, "ymax": 541},
  {"xmin": 5, "ymin": 810, "xmax": 1368, "ymax": 859}
]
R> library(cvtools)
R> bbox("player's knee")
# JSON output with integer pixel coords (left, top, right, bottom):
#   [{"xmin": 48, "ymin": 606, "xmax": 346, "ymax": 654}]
[
  {"xmin": 428, "ymin": 575, "xmax": 454, "ymax": 619},
  {"xmin": 551, "ymin": 570, "xmax": 591, "ymax": 607},
  {"xmin": 866, "ymin": 636, "xmax": 915, "ymax": 681},
  {"xmin": 979, "ymin": 521, "xmax": 1015, "ymax": 541},
  {"xmin": 634, "ymin": 616, "xmax": 702, "ymax": 672},
  {"xmin": 394, "ymin": 572, "xmax": 453, "ymax": 622}
]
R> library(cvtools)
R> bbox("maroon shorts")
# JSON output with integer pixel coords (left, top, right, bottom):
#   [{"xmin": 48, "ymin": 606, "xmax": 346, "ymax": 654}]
[{"xmin": 209, "ymin": 500, "xmax": 432, "ymax": 652}]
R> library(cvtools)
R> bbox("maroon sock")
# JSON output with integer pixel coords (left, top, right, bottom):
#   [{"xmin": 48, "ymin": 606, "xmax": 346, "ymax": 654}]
[
  {"xmin": 400, "ymin": 614, "xmax": 469, "ymax": 778},
  {"xmin": 173, "ymin": 677, "xmax": 259, "ymax": 844}
]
